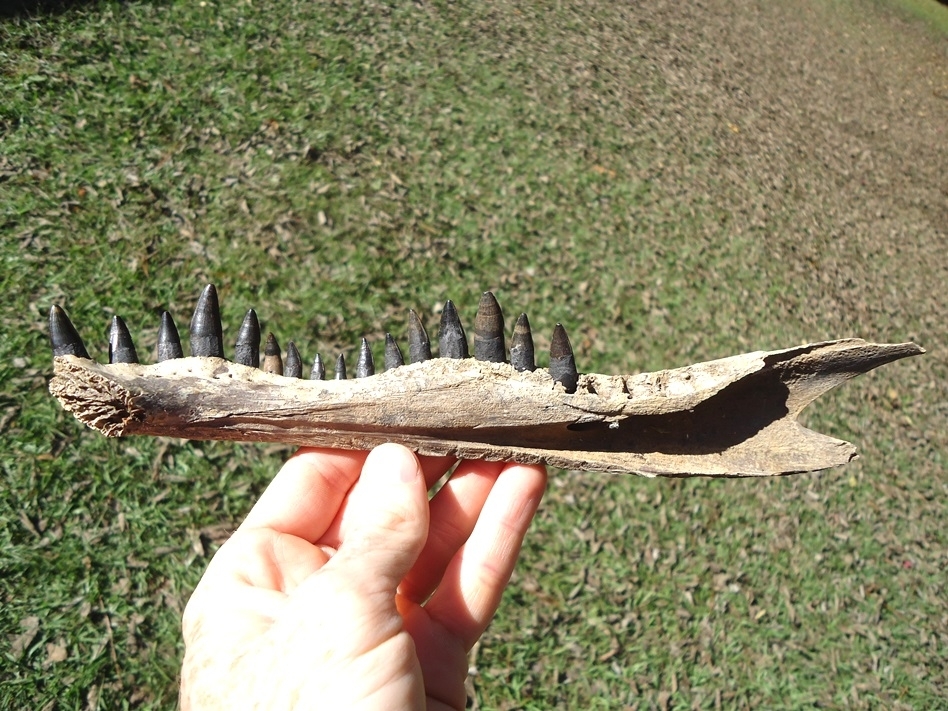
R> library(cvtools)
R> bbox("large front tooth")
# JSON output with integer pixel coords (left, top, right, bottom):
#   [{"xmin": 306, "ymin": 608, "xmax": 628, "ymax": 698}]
[
  {"xmin": 473, "ymin": 291, "xmax": 507, "ymax": 363},
  {"xmin": 549, "ymin": 323, "xmax": 578, "ymax": 393},
  {"xmin": 438, "ymin": 299, "xmax": 468, "ymax": 359},
  {"xmin": 407, "ymin": 309, "xmax": 432, "ymax": 363},
  {"xmin": 189, "ymin": 284, "xmax": 224, "ymax": 358},
  {"xmin": 310, "ymin": 353, "xmax": 325, "ymax": 380},
  {"xmin": 235, "ymin": 309, "xmax": 261, "ymax": 367},
  {"xmin": 384, "ymin": 333, "xmax": 404, "ymax": 370},
  {"xmin": 285, "ymin": 341, "xmax": 302, "ymax": 378},
  {"xmin": 334, "ymin": 353, "xmax": 347, "ymax": 380},
  {"xmin": 510, "ymin": 312, "xmax": 536, "ymax": 372},
  {"xmin": 356, "ymin": 338, "xmax": 375, "ymax": 377},
  {"xmin": 108, "ymin": 315, "xmax": 139, "ymax": 364},
  {"xmin": 157, "ymin": 311, "xmax": 184, "ymax": 362},
  {"xmin": 262, "ymin": 333, "xmax": 283, "ymax": 375},
  {"xmin": 49, "ymin": 305, "xmax": 91, "ymax": 359}
]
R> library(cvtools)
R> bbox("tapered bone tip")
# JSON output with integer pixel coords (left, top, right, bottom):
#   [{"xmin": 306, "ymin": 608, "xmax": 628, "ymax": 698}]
[
  {"xmin": 189, "ymin": 284, "xmax": 224, "ymax": 358},
  {"xmin": 235, "ymin": 309, "xmax": 261, "ymax": 367},
  {"xmin": 407, "ymin": 309, "xmax": 432, "ymax": 363},
  {"xmin": 474, "ymin": 291, "xmax": 506, "ymax": 363},
  {"xmin": 108, "ymin": 315, "xmax": 139, "ymax": 364},
  {"xmin": 356, "ymin": 338, "xmax": 375, "ymax": 378},
  {"xmin": 439, "ymin": 299, "xmax": 469, "ymax": 359},
  {"xmin": 549, "ymin": 323, "xmax": 578, "ymax": 393},
  {"xmin": 510, "ymin": 312, "xmax": 536, "ymax": 372},
  {"xmin": 49, "ymin": 305, "xmax": 91, "ymax": 359},
  {"xmin": 335, "ymin": 353, "xmax": 347, "ymax": 379},
  {"xmin": 384, "ymin": 332, "xmax": 404, "ymax": 370},
  {"xmin": 157, "ymin": 311, "xmax": 184, "ymax": 362},
  {"xmin": 285, "ymin": 341, "xmax": 302, "ymax": 378}
]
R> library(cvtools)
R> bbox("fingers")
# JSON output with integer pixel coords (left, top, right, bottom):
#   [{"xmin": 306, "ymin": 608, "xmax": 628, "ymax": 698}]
[
  {"xmin": 422, "ymin": 461, "xmax": 546, "ymax": 650},
  {"xmin": 398, "ymin": 459, "xmax": 505, "ymax": 604},
  {"xmin": 327, "ymin": 443, "xmax": 431, "ymax": 595}
]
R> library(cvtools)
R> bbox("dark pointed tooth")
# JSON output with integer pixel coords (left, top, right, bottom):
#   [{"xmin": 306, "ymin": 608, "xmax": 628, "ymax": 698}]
[
  {"xmin": 234, "ymin": 309, "xmax": 261, "ymax": 367},
  {"xmin": 189, "ymin": 284, "xmax": 224, "ymax": 358},
  {"xmin": 284, "ymin": 341, "xmax": 302, "ymax": 378},
  {"xmin": 473, "ymin": 291, "xmax": 506, "ymax": 363},
  {"xmin": 310, "ymin": 353, "xmax": 325, "ymax": 380},
  {"xmin": 355, "ymin": 338, "xmax": 375, "ymax": 378},
  {"xmin": 384, "ymin": 333, "xmax": 404, "ymax": 370},
  {"xmin": 262, "ymin": 333, "xmax": 283, "ymax": 375},
  {"xmin": 510, "ymin": 313, "xmax": 536, "ymax": 372},
  {"xmin": 157, "ymin": 311, "xmax": 184, "ymax": 362},
  {"xmin": 108, "ymin": 315, "xmax": 139, "ymax": 364},
  {"xmin": 438, "ymin": 299, "xmax": 469, "ymax": 359},
  {"xmin": 334, "ymin": 353, "xmax": 347, "ymax": 380},
  {"xmin": 49, "ymin": 305, "xmax": 90, "ymax": 359},
  {"xmin": 407, "ymin": 309, "xmax": 432, "ymax": 363},
  {"xmin": 549, "ymin": 323, "xmax": 578, "ymax": 393}
]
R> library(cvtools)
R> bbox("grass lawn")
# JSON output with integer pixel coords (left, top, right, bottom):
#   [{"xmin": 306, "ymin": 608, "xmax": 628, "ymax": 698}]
[{"xmin": 2, "ymin": 0, "xmax": 946, "ymax": 708}]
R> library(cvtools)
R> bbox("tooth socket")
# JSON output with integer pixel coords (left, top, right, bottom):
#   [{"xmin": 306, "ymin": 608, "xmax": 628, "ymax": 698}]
[
  {"xmin": 334, "ymin": 353, "xmax": 347, "ymax": 380},
  {"xmin": 157, "ymin": 311, "xmax": 184, "ymax": 362},
  {"xmin": 49, "ymin": 305, "xmax": 91, "ymax": 359},
  {"xmin": 310, "ymin": 353, "xmax": 325, "ymax": 380},
  {"xmin": 407, "ymin": 309, "xmax": 432, "ymax": 363},
  {"xmin": 356, "ymin": 338, "xmax": 375, "ymax": 378},
  {"xmin": 549, "ymin": 323, "xmax": 578, "ymax": 393},
  {"xmin": 262, "ymin": 333, "xmax": 283, "ymax": 375},
  {"xmin": 473, "ymin": 291, "xmax": 506, "ymax": 363},
  {"xmin": 189, "ymin": 284, "xmax": 224, "ymax": 358},
  {"xmin": 510, "ymin": 312, "xmax": 536, "ymax": 372},
  {"xmin": 438, "ymin": 299, "xmax": 469, "ymax": 359},
  {"xmin": 284, "ymin": 341, "xmax": 302, "ymax": 378},
  {"xmin": 108, "ymin": 315, "xmax": 139, "ymax": 364},
  {"xmin": 234, "ymin": 309, "xmax": 261, "ymax": 368},
  {"xmin": 384, "ymin": 333, "xmax": 404, "ymax": 370}
]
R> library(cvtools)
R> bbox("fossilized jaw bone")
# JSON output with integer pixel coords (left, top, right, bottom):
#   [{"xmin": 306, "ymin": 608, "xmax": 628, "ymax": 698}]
[{"xmin": 46, "ymin": 284, "xmax": 923, "ymax": 477}]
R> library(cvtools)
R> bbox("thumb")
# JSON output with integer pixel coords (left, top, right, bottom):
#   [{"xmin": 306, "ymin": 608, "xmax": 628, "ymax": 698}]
[{"xmin": 330, "ymin": 443, "xmax": 430, "ymax": 594}]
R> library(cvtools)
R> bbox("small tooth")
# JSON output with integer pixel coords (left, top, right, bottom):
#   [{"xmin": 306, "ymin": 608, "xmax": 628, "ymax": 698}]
[
  {"xmin": 157, "ymin": 311, "xmax": 184, "ymax": 362},
  {"xmin": 234, "ymin": 309, "xmax": 261, "ymax": 367},
  {"xmin": 510, "ymin": 313, "xmax": 536, "ymax": 372},
  {"xmin": 334, "ymin": 353, "xmax": 347, "ymax": 380},
  {"xmin": 108, "ymin": 315, "xmax": 139, "ymax": 364},
  {"xmin": 407, "ymin": 309, "xmax": 432, "ymax": 363},
  {"xmin": 356, "ymin": 338, "xmax": 375, "ymax": 378},
  {"xmin": 310, "ymin": 353, "xmax": 325, "ymax": 380},
  {"xmin": 549, "ymin": 323, "xmax": 578, "ymax": 393},
  {"xmin": 473, "ymin": 291, "xmax": 506, "ymax": 363},
  {"xmin": 262, "ymin": 333, "xmax": 283, "ymax": 375},
  {"xmin": 438, "ymin": 299, "xmax": 468, "ymax": 359},
  {"xmin": 284, "ymin": 341, "xmax": 302, "ymax": 378},
  {"xmin": 49, "ymin": 305, "xmax": 90, "ymax": 359},
  {"xmin": 384, "ymin": 333, "xmax": 404, "ymax": 370},
  {"xmin": 189, "ymin": 284, "xmax": 224, "ymax": 358}
]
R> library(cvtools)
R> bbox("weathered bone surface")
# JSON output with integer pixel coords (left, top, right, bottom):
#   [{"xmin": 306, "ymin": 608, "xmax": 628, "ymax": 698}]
[{"xmin": 49, "ymin": 339, "xmax": 922, "ymax": 478}]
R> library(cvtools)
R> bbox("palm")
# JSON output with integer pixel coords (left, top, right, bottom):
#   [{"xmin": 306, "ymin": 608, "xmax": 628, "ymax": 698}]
[{"xmin": 180, "ymin": 445, "xmax": 546, "ymax": 710}]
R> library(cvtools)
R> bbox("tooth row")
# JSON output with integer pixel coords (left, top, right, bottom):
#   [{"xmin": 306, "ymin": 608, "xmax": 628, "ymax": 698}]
[{"xmin": 48, "ymin": 286, "xmax": 579, "ymax": 392}]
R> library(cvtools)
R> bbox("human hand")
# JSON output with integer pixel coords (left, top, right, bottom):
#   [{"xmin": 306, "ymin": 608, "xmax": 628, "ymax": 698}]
[{"xmin": 179, "ymin": 444, "xmax": 547, "ymax": 710}]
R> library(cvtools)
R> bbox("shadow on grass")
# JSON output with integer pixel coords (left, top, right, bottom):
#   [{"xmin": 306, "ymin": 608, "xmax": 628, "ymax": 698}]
[{"xmin": 0, "ymin": 0, "xmax": 166, "ymax": 20}]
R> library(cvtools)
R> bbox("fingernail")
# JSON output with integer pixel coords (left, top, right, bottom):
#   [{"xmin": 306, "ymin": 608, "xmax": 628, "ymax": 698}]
[
  {"xmin": 438, "ymin": 299, "xmax": 468, "ymax": 359},
  {"xmin": 108, "ymin": 315, "xmax": 139, "ymax": 364},
  {"xmin": 262, "ymin": 333, "xmax": 283, "ymax": 375},
  {"xmin": 549, "ymin": 323, "xmax": 578, "ymax": 393},
  {"xmin": 356, "ymin": 338, "xmax": 374, "ymax": 377},
  {"xmin": 473, "ymin": 291, "xmax": 505, "ymax": 363},
  {"xmin": 510, "ymin": 312, "xmax": 536, "ymax": 372},
  {"xmin": 310, "ymin": 353, "xmax": 325, "ymax": 380},
  {"xmin": 285, "ymin": 341, "xmax": 302, "ymax": 378},
  {"xmin": 157, "ymin": 311, "xmax": 184, "ymax": 362},
  {"xmin": 189, "ymin": 284, "xmax": 224, "ymax": 358},
  {"xmin": 49, "ymin": 305, "xmax": 91, "ymax": 359},
  {"xmin": 384, "ymin": 333, "xmax": 404, "ymax": 370},
  {"xmin": 235, "ymin": 309, "xmax": 261, "ymax": 367},
  {"xmin": 407, "ymin": 309, "xmax": 431, "ymax": 363}
]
